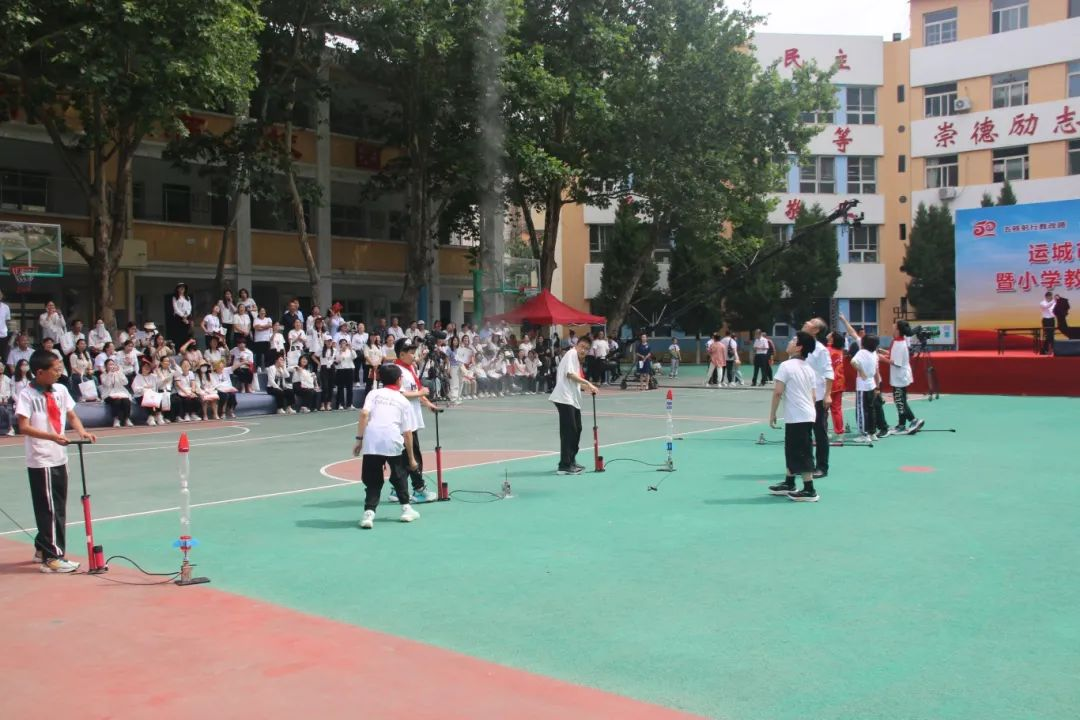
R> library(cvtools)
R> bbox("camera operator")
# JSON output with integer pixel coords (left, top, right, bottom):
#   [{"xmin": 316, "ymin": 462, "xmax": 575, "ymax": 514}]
[{"xmin": 881, "ymin": 321, "xmax": 925, "ymax": 435}]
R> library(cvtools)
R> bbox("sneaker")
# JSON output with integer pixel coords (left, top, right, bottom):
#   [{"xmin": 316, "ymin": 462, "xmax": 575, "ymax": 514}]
[
  {"xmin": 160, "ymin": 416, "xmax": 170, "ymax": 424},
  {"xmin": 40, "ymin": 557, "xmax": 80, "ymax": 573},
  {"xmin": 32, "ymin": 549, "xmax": 43, "ymax": 563},
  {"xmin": 412, "ymin": 488, "xmax": 438, "ymax": 503},
  {"xmin": 6, "ymin": 428, "xmax": 14, "ymax": 436},
  {"xmin": 277, "ymin": 408, "xmax": 286, "ymax": 415},
  {"xmin": 571, "ymin": 462, "xmax": 585, "ymax": 472},
  {"xmin": 556, "ymin": 466, "xmax": 584, "ymax": 475},
  {"xmin": 768, "ymin": 481, "xmax": 796, "ymax": 496},
  {"xmin": 113, "ymin": 419, "xmax": 121, "ymax": 428},
  {"xmin": 300, "ymin": 407, "xmax": 311, "ymax": 413},
  {"xmin": 286, "ymin": 407, "xmax": 296, "ymax": 414},
  {"xmin": 812, "ymin": 469, "xmax": 827, "ymax": 479},
  {"xmin": 909, "ymin": 418, "xmax": 926, "ymax": 434},
  {"xmin": 146, "ymin": 416, "xmax": 156, "ymax": 427},
  {"xmin": 788, "ymin": 489, "xmax": 819, "ymax": 503},
  {"xmin": 889, "ymin": 426, "xmax": 906, "ymax": 436},
  {"xmin": 388, "ymin": 490, "xmax": 399, "ymax": 503},
  {"xmin": 125, "ymin": 419, "xmax": 134, "ymax": 427},
  {"xmin": 873, "ymin": 431, "xmax": 888, "ymax": 440},
  {"xmin": 852, "ymin": 434, "xmax": 874, "ymax": 443},
  {"xmin": 359, "ymin": 510, "xmax": 375, "ymax": 529},
  {"xmin": 399, "ymin": 505, "xmax": 420, "ymax": 523}
]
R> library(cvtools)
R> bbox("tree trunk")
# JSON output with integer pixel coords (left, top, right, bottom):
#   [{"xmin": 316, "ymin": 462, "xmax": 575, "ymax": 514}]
[
  {"xmin": 284, "ymin": 113, "xmax": 320, "ymax": 303},
  {"xmin": 539, "ymin": 185, "xmax": 563, "ymax": 291},
  {"xmin": 605, "ymin": 254, "xmax": 651, "ymax": 338},
  {"xmin": 213, "ymin": 189, "xmax": 243, "ymax": 298}
]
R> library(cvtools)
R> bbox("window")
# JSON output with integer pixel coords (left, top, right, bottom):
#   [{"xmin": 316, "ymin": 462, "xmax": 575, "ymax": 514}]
[
  {"xmin": 799, "ymin": 157, "xmax": 835, "ymax": 193},
  {"xmin": 897, "ymin": 85, "xmax": 906, "ymax": 102},
  {"xmin": 1069, "ymin": 61, "xmax": 1080, "ymax": 98},
  {"xmin": 331, "ymin": 204, "xmax": 366, "ymax": 237},
  {"xmin": 847, "ymin": 157, "xmax": 877, "ymax": 194},
  {"xmin": 992, "ymin": 0, "xmax": 1028, "ymax": 34},
  {"xmin": 769, "ymin": 225, "xmax": 788, "ymax": 243},
  {"xmin": 132, "ymin": 182, "xmax": 146, "ymax": 219},
  {"xmin": 992, "ymin": 70, "xmax": 1029, "ymax": 108},
  {"xmin": 992, "ymin": 145, "xmax": 1029, "ymax": 182},
  {"xmin": 847, "ymin": 300, "xmax": 878, "ymax": 335},
  {"xmin": 900, "ymin": 223, "xmax": 907, "ymax": 241},
  {"xmin": 389, "ymin": 210, "xmax": 404, "ymax": 241},
  {"xmin": 898, "ymin": 154, "xmax": 907, "ymax": 173},
  {"xmin": 924, "ymin": 83, "xmax": 957, "ymax": 118},
  {"xmin": 210, "ymin": 193, "xmax": 229, "ymax": 226},
  {"xmin": 0, "ymin": 168, "xmax": 49, "ymax": 211},
  {"xmin": 162, "ymin": 184, "xmax": 192, "ymax": 223},
  {"xmin": 926, "ymin": 155, "xmax": 959, "ymax": 188},
  {"xmin": 924, "ymin": 8, "xmax": 958, "ymax": 46},
  {"xmin": 589, "ymin": 225, "xmax": 612, "ymax": 262},
  {"xmin": 799, "ymin": 110, "xmax": 835, "ymax": 124},
  {"xmin": 848, "ymin": 226, "xmax": 879, "ymax": 263},
  {"xmin": 1070, "ymin": 139, "xmax": 1080, "ymax": 175},
  {"xmin": 1072, "ymin": 0, "xmax": 1080, "ymax": 18},
  {"xmin": 846, "ymin": 87, "xmax": 877, "ymax": 125}
]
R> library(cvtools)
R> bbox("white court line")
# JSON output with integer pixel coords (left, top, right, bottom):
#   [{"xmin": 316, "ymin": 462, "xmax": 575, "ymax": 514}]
[{"xmin": 0, "ymin": 419, "xmax": 763, "ymax": 536}]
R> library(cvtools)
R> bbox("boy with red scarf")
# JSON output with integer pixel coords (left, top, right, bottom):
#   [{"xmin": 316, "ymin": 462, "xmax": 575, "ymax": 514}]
[
  {"xmin": 15, "ymin": 350, "xmax": 96, "ymax": 572},
  {"xmin": 393, "ymin": 338, "xmax": 441, "ymax": 502}
]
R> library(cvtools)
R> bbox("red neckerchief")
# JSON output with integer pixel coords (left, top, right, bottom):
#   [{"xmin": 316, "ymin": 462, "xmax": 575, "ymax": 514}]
[
  {"xmin": 393, "ymin": 359, "xmax": 422, "ymax": 389},
  {"xmin": 383, "ymin": 383, "xmax": 400, "ymax": 391}
]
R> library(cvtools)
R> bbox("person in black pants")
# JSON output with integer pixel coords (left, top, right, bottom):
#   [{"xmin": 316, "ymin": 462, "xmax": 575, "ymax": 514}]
[
  {"xmin": 548, "ymin": 335, "xmax": 599, "ymax": 475},
  {"xmin": 802, "ymin": 318, "xmax": 835, "ymax": 479},
  {"xmin": 1039, "ymin": 292, "xmax": 1057, "ymax": 354}
]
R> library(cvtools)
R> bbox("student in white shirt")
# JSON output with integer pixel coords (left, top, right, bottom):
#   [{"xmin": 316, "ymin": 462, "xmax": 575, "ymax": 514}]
[
  {"xmin": 232, "ymin": 303, "xmax": 253, "ymax": 348},
  {"xmin": 118, "ymin": 340, "xmax": 140, "ymax": 384},
  {"xmin": 265, "ymin": 355, "xmax": 297, "ymax": 414},
  {"xmin": 229, "ymin": 338, "xmax": 255, "ymax": 392},
  {"xmin": 335, "ymin": 338, "xmax": 357, "ymax": 410},
  {"xmin": 88, "ymin": 319, "xmax": 112, "ymax": 353},
  {"xmin": 882, "ymin": 321, "xmax": 924, "ymax": 435},
  {"xmin": 752, "ymin": 330, "xmax": 771, "ymax": 386},
  {"xmin": 802, "ymin": 318, "xmax": 835, "ymax": 479},
  {"xmin": 291, "ymin": 355, "xmax": 318, "ymax": 413},
  {"xmin": 201, "ymin": 304, "xmax": 224, "ymax": 348},
  {"xmin": 851, "ymin": 334, "xmax": 889, "ymax": 442},
  {"xmin": 194, "ymin": 362, "xmax": 220, "ymax": 420},
  {"xmin": 252, "ymin": 308, "xmax": 273, "ymax": 370},
  {"xmin": 38, "ymin": 301, "xmax": 67, "ymax": 343},
  {"xmin": 169, "ymin": 282, "xmax": 194, "ymax": 347},
  {"xmin": 154, "ymin": 355, "xmax": 181, "ymax": 422},
  {"xmin": 210, "ymin": 359, "xmax": 238, "ymax": 418},
  {"xmin": 15, "ymin": 349, "xmax": 96, "ymax": 572},
  {"xmin": 269, "ymin": 321, "xmax": 286, "ymax": 362},
  {"xmin": 132, "ymin": 358, "xmax": 166, "ymax": 426},
  {"xmin": 93, "ymin": 342, "xmax": 117, "ymax": 376},
  {"xmin": 99, "ymin": 358, "xmax": 133, "ymax": 427},
  {"xmin": 667, "ymin": 337, "xmax": 681, "ymax": 378},
  {"xmin": 204, "ymin": 335, "xmax": 227, "ymax": 366},
  {"xmin": 6, "ymin": 333, "xmax": 34, "ymax": 373},
  {"xmin": 60, "ymin": 319, "xmax": 85, "ymax": 356},
  {"xmin": 768, "ymin": 332, "xmax": 820, "ymax": 502},
  {"xmin": 353, "ymin": 363, "xmax": 421, "ymax": 528},
  {"xmin": 67, "ymin": 338, "xmax": 94, "ymax": 399},
  {"xmin": 316, "ymin": 335, "xmax": 338, "ymax": 410},
  {"xmin": 173, "ymin": 359, "xmax": 201, "ymax": 422},
  {"xmin": 237, "ymin": 288, "xmax": 257, "ymax": 313},
  {"xmin": 590, "ymin": 331, "xmax": 610, "ymax": 383},
  {"xmin": 549, "ymin": 335, "xmax": 599, "ymax": 475},
  {"xmin": 393, "ymin": 339, "xmax": 440, "ymax": 502},
  {"xmin": 217, "ymin": 289, "xmax": 238, "ymax": 345}
]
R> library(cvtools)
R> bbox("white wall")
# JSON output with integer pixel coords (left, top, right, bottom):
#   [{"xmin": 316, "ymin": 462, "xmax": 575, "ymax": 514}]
[
  {"xmin": 912, "ymin": 175, "xmax": 1080, "ymax": 217},
  {"xmin": 753, "ymin": 33, "xmax": 884, "ymax": 87},
  {"xmin": 911, "ymin": 17, "xmax": 1080, "ymax": 87},
  {"xmin": 836, "ymin": 262, "xmax": 886, "ymax": 298},
  {"xmin": 807, "ymin": 124, "xmax": 885, "ymax": 157}
]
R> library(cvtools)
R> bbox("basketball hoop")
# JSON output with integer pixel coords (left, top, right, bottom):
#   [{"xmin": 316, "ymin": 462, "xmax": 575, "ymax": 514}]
[{"xmin": 11, "ymin": 265, "xmax": 37, "ymax": 294}]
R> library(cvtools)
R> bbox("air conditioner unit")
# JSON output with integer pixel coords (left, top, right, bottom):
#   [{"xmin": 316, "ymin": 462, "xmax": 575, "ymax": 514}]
[
  {"xmin": 938, "ymin": 187, "xmax": 958, "ymax": 200},
  {"xmin": 954, "ymin": 98, "xmax": 973, "ymax": 112}
]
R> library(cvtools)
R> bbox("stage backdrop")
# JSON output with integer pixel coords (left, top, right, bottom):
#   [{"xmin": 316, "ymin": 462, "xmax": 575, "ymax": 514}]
[{"xmin": 955, "ymin": 199, "xmax": 1080, "ymax": 350}]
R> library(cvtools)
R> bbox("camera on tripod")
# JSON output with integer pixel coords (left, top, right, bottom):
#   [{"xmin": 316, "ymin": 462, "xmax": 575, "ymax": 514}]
[{"xmin": 422, "ymin": 328, "xmax": 447, "ymax": 352}]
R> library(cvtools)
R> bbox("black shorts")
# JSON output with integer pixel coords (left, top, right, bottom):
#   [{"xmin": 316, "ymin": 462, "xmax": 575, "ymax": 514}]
[{"xmin": 784, "ymin": 422, "xmax": 815, "ymax": 475}]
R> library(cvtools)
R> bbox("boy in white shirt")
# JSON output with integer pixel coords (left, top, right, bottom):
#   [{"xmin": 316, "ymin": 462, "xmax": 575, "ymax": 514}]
[
  {"xmin": 548, "ymin": 335, "xmax": 599, "ymax": 475},
  {"xmin": 353, "ymin": 364, "xmax": 421, "ymax": 528},
  {"xmin": 768, "ymin": 332, "xmax": 820, "ymax": 502},
  {"xmin": 883, "ymin": 321, "xmax": 925, "ymax": 435},
  {"xmin": 851, "ymin": 335, "xmax": 889, "ymax": 442},
  {"xmin": 16, "ymin": 350, "xmax": 96, "ymax": 572}
]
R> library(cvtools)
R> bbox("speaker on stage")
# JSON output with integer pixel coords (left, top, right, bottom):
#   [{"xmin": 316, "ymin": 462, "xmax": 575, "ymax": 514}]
[{"xmin": 1056, "ymin": 339, "xmax": 1080, "ymax": 357}]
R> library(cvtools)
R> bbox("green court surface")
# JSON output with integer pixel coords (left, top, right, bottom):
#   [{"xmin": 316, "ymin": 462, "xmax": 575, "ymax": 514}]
[{"xmin": 1, "ymin": 381, "xmax": 1078, "ymax": 719}]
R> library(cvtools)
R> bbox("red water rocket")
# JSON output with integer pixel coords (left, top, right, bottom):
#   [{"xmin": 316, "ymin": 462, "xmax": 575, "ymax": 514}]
[{"xmin": 174, "ymin": 433, "xmax": 209, "ymax": 586}]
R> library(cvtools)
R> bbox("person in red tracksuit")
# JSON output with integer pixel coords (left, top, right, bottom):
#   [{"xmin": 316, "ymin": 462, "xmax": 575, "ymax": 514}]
[{"xmin": 827, "ymin": 331, "xmax": 846, "ymax": 438}]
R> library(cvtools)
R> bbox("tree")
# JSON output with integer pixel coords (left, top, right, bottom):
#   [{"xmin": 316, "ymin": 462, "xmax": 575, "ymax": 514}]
[
  {"xmin": 980, "ymin": 193, "xmax": 995, "ymax": 208},
  {"xmin": 341, "ymin": 0, "xmax": 493, "ymax": 317},
  {"xmin": 571, "ymin": 0, "xmax": 835, "ymax": 333},
  {"xmin": 996, "ymin": 178, "xmax": 1017, "ymax": 205},
  {"xmin": 719, "ymin": 225, "xmax": 784, "ymax": 332},
  {"xmin": 901, "ymin": 202, "xmax": 955, "ymax": 319},
  {"xmin": 777, "ymin": 204, "xmax": 840, "ymax": 323},
  {"xmin": 2, "ymin": 0, "xmax": 260, "ymax": 328},
  {"xmin": 594, "ymin": 198, "xmax": 658, "ymax": 334}
]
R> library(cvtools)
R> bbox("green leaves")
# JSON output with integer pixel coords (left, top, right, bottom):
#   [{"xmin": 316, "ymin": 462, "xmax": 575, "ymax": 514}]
[{"xmin": 901, "ymin": 203, "xmax": 956, "ymax": 319}]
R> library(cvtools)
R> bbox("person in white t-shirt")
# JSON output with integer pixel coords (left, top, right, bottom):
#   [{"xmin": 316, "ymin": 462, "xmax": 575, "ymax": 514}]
[
  {"xmin": 87, "ymin": 319, "xmax": 112, "ymax": 353},
  {"xmin": 802, "ymin": 318, "xmax": 835, "ymax": 478},
  {"xmin": 229, "ymin": 338, "xmax": 255, "ymax": 392},
  {"xmin": 252, "ymin": 307, "xmax": 273, "ymax": 370},
  {"xmin": 1039, "ymin": 291, "xmax": 1057, "ymax": 354},
  {"xmin": 353, "ymin": 363, "xmax": 421, "ymax": 528},
  {"xmin": 549, "ymin": 335, "xmax": 599, "ymax": 475},
  {"xmin": 882, "ymin": 321, "xmax": 924, "ymax": 435},
  {"xmin": 667, "ymin": 337, "xmax": 681, "ymax": 378},
  {"xmin": 38, "ymin": 301, "xmax": 67, "ymax": 343},
  {"xmin": 589, "ymin": 331, "xmax": 610, "ymax": 383},
  {"xmin": 851, "ymin": 334, "xmax": 889, "ymax": 442},
  {"xmin": 15, "ymin": 350, "xmax": 96, "ymax": 572},
  {"xmin": 0, "ymin": 289, "xmax": 11, "ymax": 361},
  {"xmin": 767, "ymin": 332, "xmax": 820, "ymax": 502}
]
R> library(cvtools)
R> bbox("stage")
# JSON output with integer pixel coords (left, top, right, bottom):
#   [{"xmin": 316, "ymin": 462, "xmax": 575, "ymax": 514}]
[{"xmin": 847, "ymin": 351, "xmax": 1080, "ymax": 398}]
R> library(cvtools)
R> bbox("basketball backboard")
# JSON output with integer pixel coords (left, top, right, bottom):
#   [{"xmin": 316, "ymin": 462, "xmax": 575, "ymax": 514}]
[{"xmin": 0, "ymin": 221, "xmax": 64, "ymax": 277}]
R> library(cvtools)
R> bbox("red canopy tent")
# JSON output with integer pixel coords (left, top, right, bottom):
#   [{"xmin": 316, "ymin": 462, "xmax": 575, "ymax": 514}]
[{"xmin": 485, "ymin": 289, "xmax": 606, "ymax": 326}]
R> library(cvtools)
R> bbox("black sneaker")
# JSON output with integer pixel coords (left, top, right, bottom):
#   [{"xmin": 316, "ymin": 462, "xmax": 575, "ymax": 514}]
[
  {"xmin": 889, "ymin": 425, "xmax": 906, "ymax": 436},
  {"xmin": 788, "ymin": 488, "xmax": 819, "ymax": 502},
  {"xmin": 812, "ymin": 469, "xmax": 827, "ymax": 479},
  {"xmin": 768, "ymin": 482, "xmax": 796, "ymax": 496},
  {"xmin": 556, "ymin": 466, "xmax": 572, "ymax": 475},
  {"xmin": 908, "ymin": 418, "xmax": 925, "ymax": 434},
  {"xmin": 571, "ymin": 462, "xmax": 585, "ymax": 472}
]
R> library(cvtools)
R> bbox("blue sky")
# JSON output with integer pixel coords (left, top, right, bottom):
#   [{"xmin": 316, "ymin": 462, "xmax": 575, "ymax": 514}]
[{"xmin": 749, "ymin": 0, "xmax": 911, "ymax": 39}]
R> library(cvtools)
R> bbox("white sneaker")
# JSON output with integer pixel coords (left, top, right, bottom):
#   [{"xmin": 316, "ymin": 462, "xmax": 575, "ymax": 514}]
[
  {"xmin": 300, "ymin": 407, "xmax": 311, "ymax": 413},
  {"xmin": 399, "ymin": 505, "xmax": 420, "ymax": 523},
  {"xmin": 125, "ymin": 419, "xmax": 134, "ymax": 427},
  {"xmin": 113, "ymin": 419, "xmax": 121, "ymax": 428},
  {"xmin": 40, "ymin": 557, "xmax": 80, "ymax": 573},
  {"xmin": 146, "ymin": 416, "xmax": 156, "ymax": 426},
  {"xmin": 160, "ymin": 416, "xmax": 170, "ymax": 424},
  {"xmin": 33, "ymin": 549, "xmax": 43, "ymax": 563},
  {"xmin": 6, "ymin": 428, "xmax": 15, "ymax": 436},
  {"xmin": 359, "ymin": 510, "xmax": 375, "ymax": 529},
  {"xmin": 287, "ymin": 407, "xmax": 296, "ymax": 414},
  {"xmin": 277, "ymin": 409, "xmax": 286, "ymax": 415}
]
